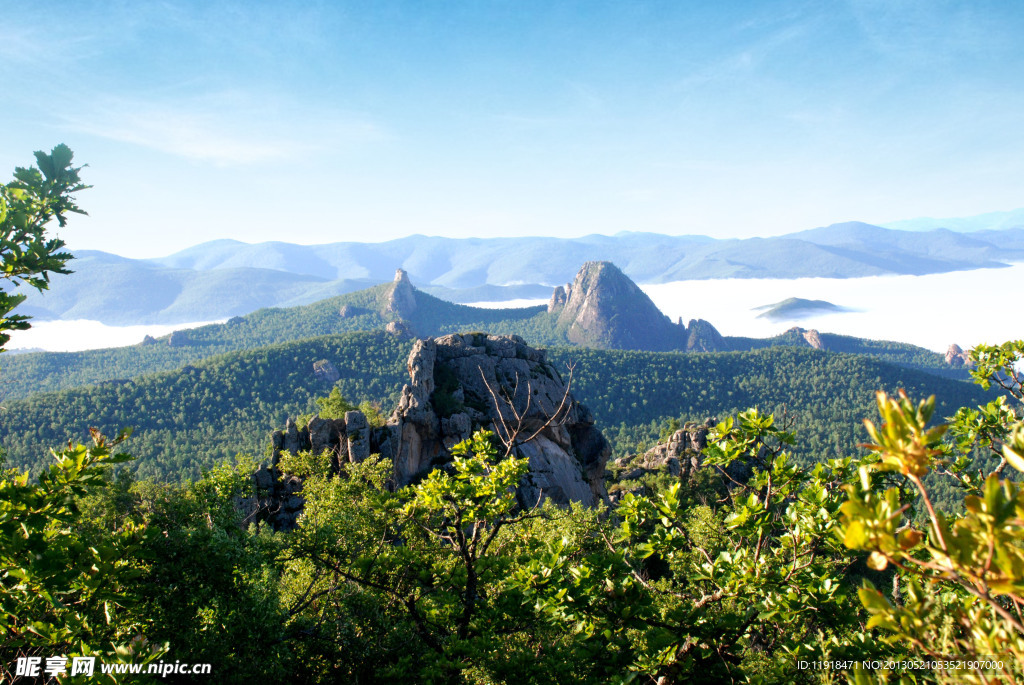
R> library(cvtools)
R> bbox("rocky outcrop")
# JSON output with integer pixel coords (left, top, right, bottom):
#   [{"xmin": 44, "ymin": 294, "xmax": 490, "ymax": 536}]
[
  {"xmin": 312, "ymin": 359, "xmax": 341, "ymax": 383},
  {"xmin": 548, "ymin": 261, "xmax": 725, "ymax": 352},
  {"xmin": 268, "ymin": 413, "xmax": 371, "ymax": 470},
  {"xmin": 547, "ymin": 285, "xmax": 569, "ymax": 313},
  {"xmin": 383, "ymin": 269, "xmax": 417, "ymax": 318},
  {"xmin": 377, "ymin": 333, "xmax": 611, "ymax": 507},
  {"xmin": 168, "ymin": 330, "xmax": 191, "ymax": 347},
  {"xmin": 609, "ymin": 419, "xmax": 752, "ymax": 500},
  {"xmin": 237, "ymin": 461, "xmax": 306, "ymax": 531},
  {"xmin": 248, "ymin": 333, "xmax": 612, "ymax": 528},
  {"xmin": 385, "ymin": 320, "xmax": 416, "ymax": 339},
  {"xmin": 802, "ymin": 329, "xmax": 825, "ymax": 350},
  {"xmin": 945, "ymin": 343, "xmax": 972, "ymax": 367},
  {"xmin": 783, "ymin": 326, "xmax": 826, "ymax": 350},
  {"xmin": 240, "ymin": 411, "xmax": 375, "ymax": 530},
  {"xmin": 552, "ymin": 262, "xmax": 685, "ymax": 351}
]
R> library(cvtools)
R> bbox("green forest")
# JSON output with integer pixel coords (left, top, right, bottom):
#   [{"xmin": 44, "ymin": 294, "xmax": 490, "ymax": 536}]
[
  {"xmin": 5, "ymin": 148, "xmax": 1024, "ymax": 685},
  {"xmin": 0, "ymin": 338, "xmax": 991, "ymax": 483}
]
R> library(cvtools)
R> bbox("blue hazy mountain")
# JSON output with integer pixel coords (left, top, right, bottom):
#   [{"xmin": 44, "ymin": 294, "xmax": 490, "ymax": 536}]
[
  {"xmin": 15, "ymin": 223, "xmax": 1024, "ymax": 325},
  {"xmin": 881, "ymin": 207, "xmax": 1024, "ymax": 233}
]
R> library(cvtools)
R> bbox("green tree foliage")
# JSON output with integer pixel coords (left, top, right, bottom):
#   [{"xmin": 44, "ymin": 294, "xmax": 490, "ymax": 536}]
[
  {"xmin": 0, "ymin": 147, "xmax": 166, "ymax": 682},
  {"xmin": 1, "ymin": 290, "xmax": 957, "ymax": 403},
  {"xmin": 0, "ymin": 144, "xmax": 87, "ymax": 351},
  {"xmin": 841, "ymin": 342, "xmax": 1024, "ymax": 683},
  {"xmin": 123, "ymin": 460, "xmax": 291, "ymax": 681},
  {"xmin": 283, "ymin": 430, "xmax": 603, "ymax": 682},
  {"xmin": 0, "ymin": 431, "xmax": 167, "ymax": 680},
  {"xmin": 552, "ymin": 346, "xmax": 992, "ymax": 466},
  {"xmin": 516, "ymin": 410, "xmax": 878, "ymax": 682}
]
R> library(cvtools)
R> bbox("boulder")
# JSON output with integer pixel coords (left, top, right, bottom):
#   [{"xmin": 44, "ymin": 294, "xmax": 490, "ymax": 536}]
[
  {"xmin": 345, "ymin": 410, "xmax": 371, "ymax": 463},
  {"xmin": 312, "ymin": 359, "xmax": 341, "ymax": 383}
]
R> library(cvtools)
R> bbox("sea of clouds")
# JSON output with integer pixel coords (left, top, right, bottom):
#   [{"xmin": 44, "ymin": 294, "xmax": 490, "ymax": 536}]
[
  {"xmin": 476, "ymin": 263, "xmax": 1024, "ymax": 354},
  {"xmin": 6, "ymin": 264, "xmax": 1022, "ymax": 354}
]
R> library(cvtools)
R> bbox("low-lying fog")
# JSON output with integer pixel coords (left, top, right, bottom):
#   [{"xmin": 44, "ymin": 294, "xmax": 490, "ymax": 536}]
[
  {"xmin": 475, "ymin": 263, "xmax": 1024, "ymax": 354},
  {"xmin": 5, "ymin": 264, "xmax": 1021, "ymax": 354},
  {"xmin": 5, "ymin": 319, "xmax": 226, "ymax": 353},
  {"xmin": 643, "ymin": 263, "xmax": 1023, "ymax": 353}
]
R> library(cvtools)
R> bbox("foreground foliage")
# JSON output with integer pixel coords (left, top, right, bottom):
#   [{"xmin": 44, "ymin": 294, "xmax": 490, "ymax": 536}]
[
  {"xmin": 0, "ymin": 144, "xmax": 86, "ymax": 350},
  {"xmin": 841, "ymin": 341, "xmax": 1024, "ymax": 683}
]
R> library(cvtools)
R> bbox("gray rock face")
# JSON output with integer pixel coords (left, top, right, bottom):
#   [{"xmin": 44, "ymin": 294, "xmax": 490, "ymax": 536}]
[
  {"xmin": 345, "ymin": 410, "xmax": 370, "ymax": 463},
  {"xmin": 379, "ymin": 333, "xmax": 611, "ymax": 507},
  {"xmin": 555, "ymin": 261, "xmax": 687, "ymax": 351},
  {"xmin": 245, "ymin": 411, "xmax": 369, "ymax": 529},
  {"xmin": 549, "ymin": 261, "xmax": 725, "ymax": 352},
  {"xmin": 236, "ymin": 462, "xmax": 308, "ymax": 531},
  {"xmin": 609, "ymin": 419, "xmax": 752, "ymax": 500},
  {"xmin": 383, "ymin": 268, "xmax": 417, "ymax": 318},
  {"xmin": 312, "ymin": 359, "xmax": 341, "ymax": 383},
  {"xmin": 548, "ymin": 285, "xmax": 568, "ymax": 313},
  {"xmin": 247, "ymin": 334, "xmax": 612, "ymax": 529}
]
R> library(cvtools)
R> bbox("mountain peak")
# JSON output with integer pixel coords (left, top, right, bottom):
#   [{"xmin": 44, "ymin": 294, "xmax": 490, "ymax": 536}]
[
  {"xmin": 383, "ymin": 269, "xmax": 417, "ymax": 318},
  {"xmin": 550, "ymin": 261, "xmax": 718, "ymax": 351}
]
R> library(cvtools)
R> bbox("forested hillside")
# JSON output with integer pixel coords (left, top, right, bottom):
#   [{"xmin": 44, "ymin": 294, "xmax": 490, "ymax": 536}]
[
  {"xmin": 0, "ymin": 283, "xmax": 550, "ymax": 400},
  {"xmin": 1, "ymin": 335, "xmax": 991, "ymax": 482},
  {"xmin": 2, "ymin": 332, "xmax": 412, "ymax": 481},
  {"xmin": 1, "ymin": 272, "xmax": 958, "ymax": 400},
  {"xmin": 550, "ymin": 346, "xmax": 990, "ymax": 463}
]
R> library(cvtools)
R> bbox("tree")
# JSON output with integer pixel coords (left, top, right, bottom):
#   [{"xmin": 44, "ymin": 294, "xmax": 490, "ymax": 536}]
[
  {"xmin": 841, "ymin": 341, "xmax": 1024, "ymax": 684},
  {"xmin": 0, "ymin": 148, "xmax": 168, "ymax": 680},
  {"xmin": 518, "ymin": 409, "xmax": 874, "ymax": 682},
  {"xmin": 285, "ymin": 431, "xmax": 569, "ymax": 681},
  {"xmin": 0, "ymin": 144, "xmax": 88, "ymax": 350},
  {"xmin": 0, "ymin": 431, "xmax": 166, "ymax": 681}
]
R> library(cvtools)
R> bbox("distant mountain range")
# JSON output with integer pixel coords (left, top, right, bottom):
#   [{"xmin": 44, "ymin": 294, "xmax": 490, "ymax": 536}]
[
  {"xmin": 12, "ymin": 221, "xmax": 1024, "ymax": 325},
  {"xmin": 881, "ymin": 207, "xmax": 1024, "ymax": 233}
]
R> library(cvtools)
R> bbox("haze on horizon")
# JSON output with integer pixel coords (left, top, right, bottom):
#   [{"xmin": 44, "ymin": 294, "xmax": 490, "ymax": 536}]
[{"xmin": 3, "ymin": 1, "xmax": 1023, "ymax": 258}]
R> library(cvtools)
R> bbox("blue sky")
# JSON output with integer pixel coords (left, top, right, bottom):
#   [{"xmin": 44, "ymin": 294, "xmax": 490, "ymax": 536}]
[{"xmin": 3, "ymin": 0, "xmax": 1022, "ymax": 257}]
